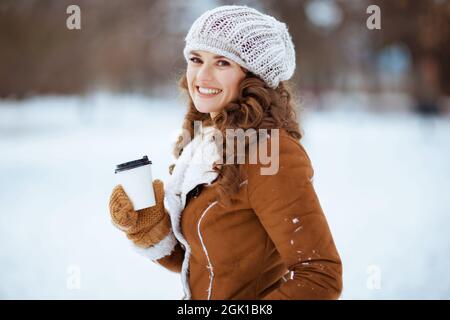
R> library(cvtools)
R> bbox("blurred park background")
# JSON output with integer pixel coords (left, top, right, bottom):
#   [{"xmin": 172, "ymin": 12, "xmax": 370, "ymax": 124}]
[{"xmin": 1, "ymin": 0, "xmax": 450, "ymax": 299}]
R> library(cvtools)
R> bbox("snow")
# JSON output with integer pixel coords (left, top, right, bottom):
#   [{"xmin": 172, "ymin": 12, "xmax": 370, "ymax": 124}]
[{"xmin": 1, "ymin": 91, "xmax": 450, "ymax": 299}]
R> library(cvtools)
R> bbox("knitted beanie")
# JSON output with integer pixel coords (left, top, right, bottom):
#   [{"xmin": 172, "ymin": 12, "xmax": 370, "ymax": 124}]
[{"xmin": 183, "ymin": 5, "xmax": 296, "ymax": 89}]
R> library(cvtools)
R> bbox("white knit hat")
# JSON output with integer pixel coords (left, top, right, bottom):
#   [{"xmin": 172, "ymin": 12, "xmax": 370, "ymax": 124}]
[{"xmin": 183, "ymin": 5, "xmax": 296, "ymax": 89}]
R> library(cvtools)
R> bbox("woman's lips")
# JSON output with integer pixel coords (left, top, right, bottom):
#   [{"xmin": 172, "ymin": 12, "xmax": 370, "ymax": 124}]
[{"xmin": 196, "ymin": 86, "xmax": 222, "ymax": 98}]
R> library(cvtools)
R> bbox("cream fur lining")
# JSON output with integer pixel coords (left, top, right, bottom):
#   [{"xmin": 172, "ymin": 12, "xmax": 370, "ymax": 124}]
[
  {"xmin": 131, "ymin": 230, "xmax": 178, "ymax": 261},
  {"xmin": 163, "ymin": 125, "xmax": 221, "ymax": 300}
]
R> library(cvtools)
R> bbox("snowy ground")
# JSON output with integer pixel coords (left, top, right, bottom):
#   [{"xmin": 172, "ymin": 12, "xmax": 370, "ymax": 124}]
[{"xmin": 0, "ymin": 92, "xmax": 449, "ymax": 299}]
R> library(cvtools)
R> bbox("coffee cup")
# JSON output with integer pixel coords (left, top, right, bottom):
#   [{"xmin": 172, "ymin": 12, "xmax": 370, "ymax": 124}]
[{"xmin": 114, "ymin": 155, "xmax": 156, "ymax": 210}]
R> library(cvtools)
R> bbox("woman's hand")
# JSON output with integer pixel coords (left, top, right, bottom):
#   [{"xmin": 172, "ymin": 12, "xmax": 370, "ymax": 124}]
[{"xmin": 109, "ymin": 179, "xmax": 171, "ymax": 247}]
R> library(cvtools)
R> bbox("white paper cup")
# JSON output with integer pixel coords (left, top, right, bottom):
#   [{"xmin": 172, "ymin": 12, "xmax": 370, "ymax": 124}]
[{"xmin": 114, "ymin": 156, "xmax": 156, "ymax": 211}]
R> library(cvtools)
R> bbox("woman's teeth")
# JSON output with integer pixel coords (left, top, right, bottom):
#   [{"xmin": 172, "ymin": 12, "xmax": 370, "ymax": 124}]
[{"xmin": 197, "ymin": 86, "xmax": 222, "ymax": 95}]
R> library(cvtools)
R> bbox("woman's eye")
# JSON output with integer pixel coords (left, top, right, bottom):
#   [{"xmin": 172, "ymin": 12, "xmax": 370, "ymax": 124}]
[
  {"xmin": 189, "ymin": 57, "xmax": 201, "ymax": 64},
  {"xmin": 189, "ymin": 57, "xmax": 229, "ymax": 66},
  {"xmin": 217, "ymin": 60, "xmax": 230, "ymax": 66}
]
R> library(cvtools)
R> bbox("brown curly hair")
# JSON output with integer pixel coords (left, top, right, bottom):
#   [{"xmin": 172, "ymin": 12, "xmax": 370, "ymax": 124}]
[{"xmin": 169, "ymin": 71, "xmax": 303, "ymax": 207}]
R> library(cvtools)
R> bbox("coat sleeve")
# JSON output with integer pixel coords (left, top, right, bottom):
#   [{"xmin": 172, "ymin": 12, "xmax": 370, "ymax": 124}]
[
  {"xmin": 154, "ymin": 240, "xmax": 185, "ymax": 273},
  {"xmin": 130, "ymin": 212, "xmax": 185, "ymax": 274},
  {"xmin": 246, "ymin": 133, "xmax": 343, "ymax": 300}
]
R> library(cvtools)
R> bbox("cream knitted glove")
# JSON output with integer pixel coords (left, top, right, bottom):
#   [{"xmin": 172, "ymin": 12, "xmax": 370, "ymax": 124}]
[{"xmin": 109, "ymin": 179, "xmax": 171, "ymax": 248}]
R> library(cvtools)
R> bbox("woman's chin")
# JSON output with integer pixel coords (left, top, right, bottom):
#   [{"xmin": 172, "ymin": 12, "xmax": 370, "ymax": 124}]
[{"xmin": 194, "ymin": 104, "xmax": 221, "ymax": 114}]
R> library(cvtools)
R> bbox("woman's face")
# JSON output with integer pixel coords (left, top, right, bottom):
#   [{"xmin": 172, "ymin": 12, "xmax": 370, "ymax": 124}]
[{"xmin": 186, "ymin": 50, "xmax": 247, "ymax": 118}]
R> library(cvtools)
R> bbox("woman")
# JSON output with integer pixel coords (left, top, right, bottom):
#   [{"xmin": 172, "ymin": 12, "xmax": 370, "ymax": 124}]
[{"xmin": 109, "ymin": 5, "xmax": 343, "ymax": 300}]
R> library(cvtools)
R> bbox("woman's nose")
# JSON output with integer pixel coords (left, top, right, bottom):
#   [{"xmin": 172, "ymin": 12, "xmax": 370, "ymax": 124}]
[{"xmin": 197, "ymin": 63, "xmax": 214, "ymax": 81}]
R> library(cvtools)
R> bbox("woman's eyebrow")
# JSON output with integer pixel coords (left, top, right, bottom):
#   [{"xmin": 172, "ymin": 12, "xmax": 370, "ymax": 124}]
[{"xmin": 190, "ymin": 51, "xmax": 227, "ymax": 59}]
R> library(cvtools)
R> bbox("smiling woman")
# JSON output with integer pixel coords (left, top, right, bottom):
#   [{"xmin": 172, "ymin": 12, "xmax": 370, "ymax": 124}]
[
  {"xmin": 108, "ymin": 4, "xmax": 342, "ymax": 301},
  {"xmin": 186, "ymin": 50, "xmax": 248, "ymax": 119}
]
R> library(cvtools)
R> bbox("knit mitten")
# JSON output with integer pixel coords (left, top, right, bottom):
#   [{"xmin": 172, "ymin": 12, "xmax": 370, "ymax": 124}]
[{"xmin": 109, "ymin": 179, "xmax": 171, "ymax": 248}]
